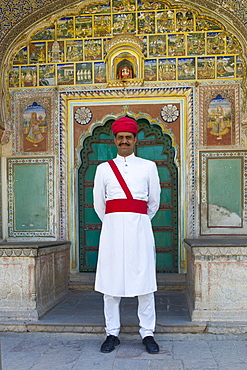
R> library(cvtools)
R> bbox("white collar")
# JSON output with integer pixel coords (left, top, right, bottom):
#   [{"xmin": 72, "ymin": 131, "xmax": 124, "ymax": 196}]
[{"xmin": 116, "ymin": 153, "xmax": 135, "ymax": 162}]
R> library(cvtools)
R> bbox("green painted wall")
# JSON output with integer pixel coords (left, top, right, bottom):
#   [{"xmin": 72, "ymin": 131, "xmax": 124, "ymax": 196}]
[
  {"xmin": 208, "ymin": 157, "xmax": 242, "ymax": 216},
  {"xmin": 13, "ymin": 163, "xmax": 48, "ymax": 230}
]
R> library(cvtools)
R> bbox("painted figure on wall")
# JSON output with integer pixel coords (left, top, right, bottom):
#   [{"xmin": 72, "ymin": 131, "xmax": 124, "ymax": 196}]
[
  {"xmin": 207, "ymin": 94, "xmax": 231, "ymax": 145},
  {"xmin": 23, "ymin": 102, "xmax": 47, "ymax": 151},
  {"xmin": 117, "ymin": 65, "xmax": 133, "ymax": 79},
  {"xmin": 26, "ymin": 112, "xmax": 44, "ymax": 146}
]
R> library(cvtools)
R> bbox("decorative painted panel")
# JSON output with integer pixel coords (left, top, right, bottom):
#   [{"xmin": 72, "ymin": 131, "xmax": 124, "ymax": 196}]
[
  {"xmin": 1, "ymin": 0, "xmax": 247, "ymax": 46},
  {"xmin": 200, "ymin": 151, "xmax": 247, "ymax": 235},
  {"xmin": 7, "ymin": 157, "xmax": 55, "ymax": 237},
  {"xmin": 14, "ymin": 92, "xmax": 55, "ymax": 154},
  {"xmin": 199, "ymin": 84, "xmax": 240, "ymax": 147},
  {"xmin": 8, "ymin": 2, "xmax": 245, "ymax": 89}
]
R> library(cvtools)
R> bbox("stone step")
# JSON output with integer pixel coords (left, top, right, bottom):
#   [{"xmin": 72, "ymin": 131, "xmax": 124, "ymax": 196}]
[
  {"xmin": 69, "ymin": 273, "xmax": 187, "ymax": 291},
  {"xmin": 0, "ymin": 290, "xmax": 206, "ymax": 335}
]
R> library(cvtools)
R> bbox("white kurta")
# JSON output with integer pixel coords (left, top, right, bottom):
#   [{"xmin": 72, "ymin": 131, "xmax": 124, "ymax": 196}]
[{"xmin": 93, "ymin": 153, "xmax": 161, "ymax": 297}]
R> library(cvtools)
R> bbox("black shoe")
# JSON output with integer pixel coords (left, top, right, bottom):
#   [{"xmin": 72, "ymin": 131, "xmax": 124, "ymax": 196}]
[
  {"xmin": 142, "ymin": 336, "xmax": 159, "ymax": 354},
  {"xmin": 100, "ymin": 335, "xmax": 120, "ymax": 353}
]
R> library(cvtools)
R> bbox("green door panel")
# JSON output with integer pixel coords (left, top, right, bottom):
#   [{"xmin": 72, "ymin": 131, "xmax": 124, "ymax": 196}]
[
  {"xmin": 160, "ymin": 188, "xmax": 172, "ymax": 203},
  {"xmin": 156, "ymin": 253, "xmax": 173, "ymax": 270},
  {"xmin": 84, "ymin": 208, "xmax": 101, "ymax": 223},
  {"xmin": 78, "ymin": 119, "xmax": 178, "ymax": 272},
  {"xmin": 154, "ymin": 231, "xmax": 173, "ymax": 247},
  {"xmin": 86, "ymin": 252, "xmax": 98, "ymax": 268},
  {"xmin": 90, "ymin": 143, "xmax": 117, "ymax": 161},
  {"xmin": 85, "ymin": 230, "xmax": 101, "ymax": 246},
  {"xmin": 152, "ymin": 209, "xmax": 173, "ymax": 227},
  {"xmin": 137, "ymin": 145, "xmax": 167, "ymax": 160},
  {"xmin": 157, "ymin": 167, "xmax": 172, "ymax": 181}
]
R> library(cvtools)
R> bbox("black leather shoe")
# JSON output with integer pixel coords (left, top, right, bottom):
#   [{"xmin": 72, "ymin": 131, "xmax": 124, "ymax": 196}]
[
  {"xmin": 100, "ymin": 335, "xmax": 120, "ymax": 353},
  {"xmin": 142, "ymin": 336, "xmax": 159, "ymax": 354}
]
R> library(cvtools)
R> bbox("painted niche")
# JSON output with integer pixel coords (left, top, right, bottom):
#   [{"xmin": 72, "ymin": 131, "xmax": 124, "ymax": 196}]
[{"xmin": 105, "ymin": 35, "xmax": 144, "ymax": 87}]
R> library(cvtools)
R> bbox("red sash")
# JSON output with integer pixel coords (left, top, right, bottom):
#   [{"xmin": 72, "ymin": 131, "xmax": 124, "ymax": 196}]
[{"xmin": 105, "ymin": 160, "xmax": 147, "ymax": 215}]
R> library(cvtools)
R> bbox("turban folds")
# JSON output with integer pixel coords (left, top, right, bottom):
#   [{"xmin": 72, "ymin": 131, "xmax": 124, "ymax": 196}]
[{"xmin": 112, "ymin": 117, "xmax": 138, "ymax": 135}]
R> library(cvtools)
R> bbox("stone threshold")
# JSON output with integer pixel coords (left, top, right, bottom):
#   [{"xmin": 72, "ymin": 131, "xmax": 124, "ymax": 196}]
[
  {"xmin": 1, "ymin": 321, "xmax": 247, "ymax": 335},
  {"xmin": 69, "ymin": 273, "xmax": 187, "ymax": 291}
]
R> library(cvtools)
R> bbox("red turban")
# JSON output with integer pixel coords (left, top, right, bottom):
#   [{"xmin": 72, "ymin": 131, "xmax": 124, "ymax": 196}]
[{"xmin": 112, "ymin": 117, "xmax": 138, "ymax": 135}]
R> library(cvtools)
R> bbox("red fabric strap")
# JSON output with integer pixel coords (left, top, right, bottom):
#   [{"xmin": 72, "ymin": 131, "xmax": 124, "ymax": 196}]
[
  {"xmin": 108, "ymin": 160, "xmax": 133, "ymax": 199},
  {"xmin": 105, "ymin": 199, "xmax": 147, "ymax": 214}
]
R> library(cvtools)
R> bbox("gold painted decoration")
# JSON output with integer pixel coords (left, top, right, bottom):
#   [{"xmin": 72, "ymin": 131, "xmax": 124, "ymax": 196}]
[
  {"xmin": 32, "ymin": 27, "xmax": 55, "ymax": 41},
  {"xmin": 48, "ymin": 41, "xmax": 64, "ymax": 62},
  {"xmin": 217, "ymin": 56, "xmax": 235, "ymax": 78},
  {"xmin": 113, "ymin": 13, "xmax": 136, "ymax": 35},
  {"xmin": 187, "ymin": 33, "xmax": 205, "ymax": 55},
  {"xmin": 39, "ymin": 64, "xmax": 55, "ymax": 86},
  {"xmin": 178, "ymin": 58, "xmax": 195, "ymax": 80},
  {"xmin": 8, "ymin": 2, "xmax": 245, "ymax": 89},
  {"xmin": 66, "ymin": 40, "xmax": 83, "ymax": 62},
  {"xmin": 149, "ymin": 35, "xmax": 166, "ymax": 56},
  {"xmin": 57, "ymin": 17, "xmax": 74, "ymax": 39},
  {"xmin": 156, "ymin": 10, "xmax": 175, "ymax": 33},
  {"xmin": 168, "ymin": 34, "xmax": 185, "ymax": 56},
  {"xmin": 138, "ymin": 12, "xmax": 155, "ymax": 34},
  {"xmin": 13, "ymin": 47, "xmax": 28, "ymax": 65},
  {"xmin": 84, "ymin": 39, "xmax": 102, "ymax": 60},
  {"xmin": 75, "ymin": 16, "xmax": 93, "ymax": 38},
  {"xmin": 94, "ymin": 15, "xmax": 111, "ymax": 37},
  {"xmin": 176, "ymin": 10, "xmax": 194, "ymax": 32},
  {"xmin": 21, "ymin": 66, "xmax": 37, "ymax": 87},
  {"xmin": 9, "ymin": 67, "xmax": 19, "ymax": 87},
  {"xmin": 113, "ymin": 0, "xmax": 135, "ymax": 12},
  {"xmin": 76, "ymin": 63, "xmax": 92, "ymax": 84},
  {"xmin": 158, "ymin": 58, "xmax": 176, "ymax": 80},
  {"xmin": 29, "ymin": 42, "xmax": 46, "ymax": 64},
  {"xmin": 197, "ymin": 57, "xmax": 215, "ymax": 79},
  {"xmin": 57, "ymin": 64, "xmax": 74, "ymax": 85},
  {"xmin": 207, "ymin": 32, "xmax": 225, "ymax": 54}
]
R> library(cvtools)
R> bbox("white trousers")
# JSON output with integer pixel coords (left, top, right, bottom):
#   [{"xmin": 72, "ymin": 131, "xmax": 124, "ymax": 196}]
[{"xmin": 103, "ymin": 293, "xmax": 156, "ymax": 339}]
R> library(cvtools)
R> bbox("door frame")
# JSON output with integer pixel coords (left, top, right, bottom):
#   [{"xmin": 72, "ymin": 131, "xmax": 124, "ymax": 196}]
[{"xmin": 60, "ymin": 87, "xmax": 194, "ymax": 274}]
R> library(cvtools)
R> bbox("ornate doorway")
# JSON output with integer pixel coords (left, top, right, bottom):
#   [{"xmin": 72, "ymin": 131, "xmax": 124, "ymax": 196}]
[{"xmin": 78, "ymin": 118, "xmax": 178, "ymax": 273}]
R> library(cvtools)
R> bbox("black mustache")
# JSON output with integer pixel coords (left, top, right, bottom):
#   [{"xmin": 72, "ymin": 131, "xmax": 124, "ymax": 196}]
[{"xmin": 119, "ymin": 143, "xmax": 130, "ymax": 146}]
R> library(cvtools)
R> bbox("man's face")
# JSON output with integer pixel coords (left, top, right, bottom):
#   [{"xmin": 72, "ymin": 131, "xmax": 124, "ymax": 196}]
[{"xmin": 114, "ymin": 131, "xmax": 137, "ymax": 157}]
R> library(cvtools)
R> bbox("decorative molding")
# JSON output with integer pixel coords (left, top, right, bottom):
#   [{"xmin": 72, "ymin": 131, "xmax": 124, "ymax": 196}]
[{"xmin": 186, "ymin": 245, "xmax": 247, "ymax": 257}]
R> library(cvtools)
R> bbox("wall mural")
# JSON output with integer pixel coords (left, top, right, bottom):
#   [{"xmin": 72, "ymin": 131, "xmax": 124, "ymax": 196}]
[
  {"xmin": 8, "ymin": 1, "xmax": 245, "ymax": 89},
  {"xmin": 3, "ymin": 0, "xmax": 247, "ymax": 248},
  {"xmin": 199, "ymin": 84, "xmax": 240, "ymax": 147},
  {"xmin": 14, "ymin": 92, "xmax": 54, "ymax": 153}
]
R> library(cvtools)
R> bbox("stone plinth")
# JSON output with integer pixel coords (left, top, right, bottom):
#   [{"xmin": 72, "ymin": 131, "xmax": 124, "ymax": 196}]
[
  {"xmin": 185, "ymin": 238, "xmax": 247, "ymax": 322},
  {"xmin": 0, "ymin": 241, "xmax": 71, "ymax": 321}
]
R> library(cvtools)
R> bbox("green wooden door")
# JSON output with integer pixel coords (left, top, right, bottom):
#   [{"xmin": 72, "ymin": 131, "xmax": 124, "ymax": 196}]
[{"xmin": 78, "ymin": 119, "xmax": 178, "ymax": 272}]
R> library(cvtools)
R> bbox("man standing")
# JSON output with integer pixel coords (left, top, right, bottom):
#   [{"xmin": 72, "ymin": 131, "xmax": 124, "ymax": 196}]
[{"xmin": 93, "ymin": 116, "xmax": 161, "ymax": 354}]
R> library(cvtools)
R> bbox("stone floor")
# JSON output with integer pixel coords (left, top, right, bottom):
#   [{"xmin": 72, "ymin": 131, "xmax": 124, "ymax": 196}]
[
  {"xmin": 0, "ymin": 290, "xmax": 206, "ymax": 334},
  {"xmin": 1, "ymin": 331, "xmax": 247, "ymax": 369},
  {"xmin": 1, "ymin": 290, "xmax": 247, "ymax": 369}
]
